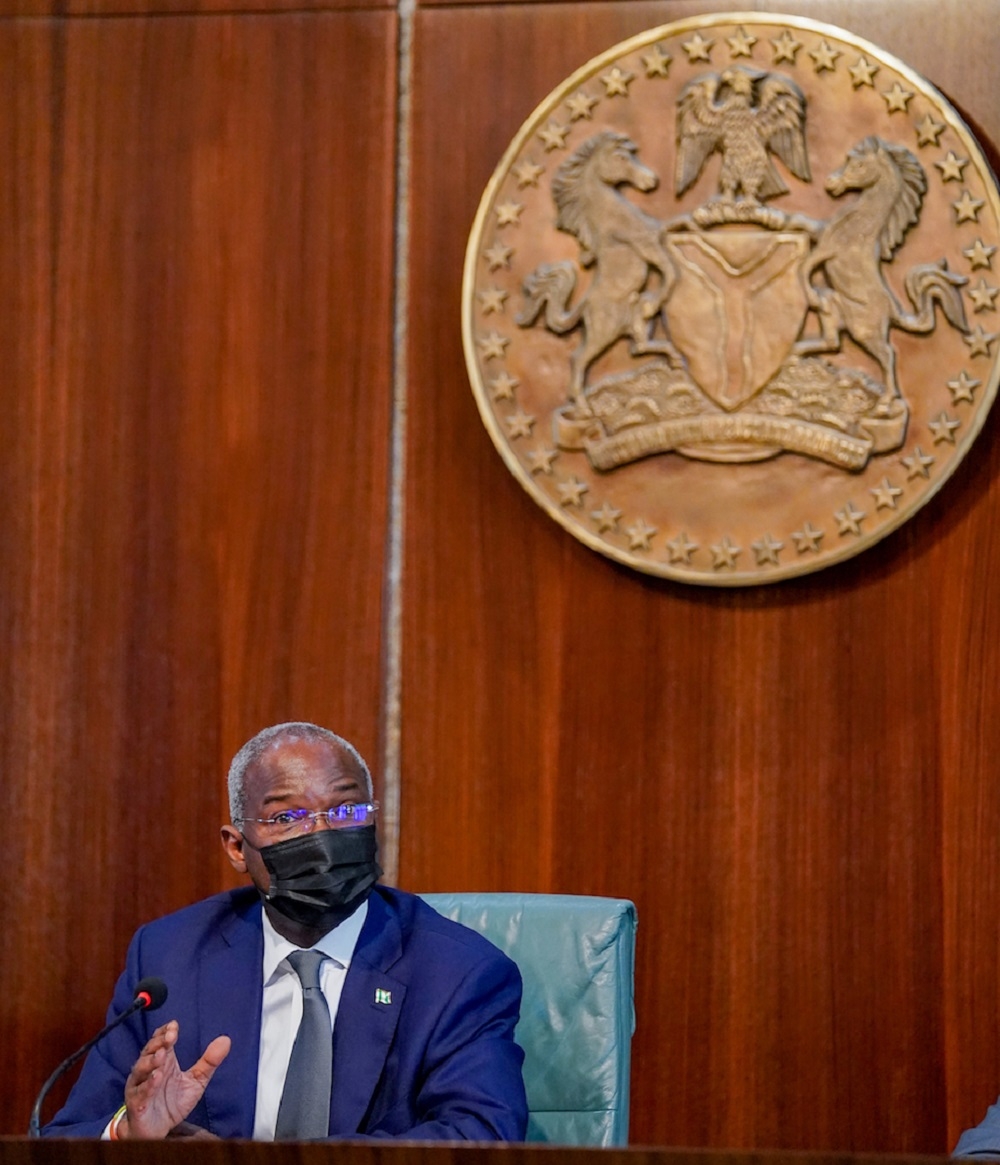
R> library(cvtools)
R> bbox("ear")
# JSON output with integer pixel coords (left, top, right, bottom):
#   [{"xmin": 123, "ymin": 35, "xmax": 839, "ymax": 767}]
[{"xmin": 221, "ymin": 824, "xmax": 248, "ymax": 874}]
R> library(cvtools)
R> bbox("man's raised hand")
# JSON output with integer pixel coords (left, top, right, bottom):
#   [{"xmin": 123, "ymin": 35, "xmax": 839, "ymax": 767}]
[{"xmin": 119, "ymin": 1020, "xmax": 231, "ymax": 1139}]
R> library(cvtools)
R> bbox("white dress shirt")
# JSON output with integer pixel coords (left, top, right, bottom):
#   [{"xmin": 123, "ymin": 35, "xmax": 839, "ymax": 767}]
[{"xmin": 252, "ymin": 900, "xmax": 368, "ymax": 1140}]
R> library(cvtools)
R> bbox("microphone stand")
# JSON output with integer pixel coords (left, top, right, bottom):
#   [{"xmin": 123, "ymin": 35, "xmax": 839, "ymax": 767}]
[{"xmin": 28, "ymin": 983, "xmax": 164, "ymax": 1137}]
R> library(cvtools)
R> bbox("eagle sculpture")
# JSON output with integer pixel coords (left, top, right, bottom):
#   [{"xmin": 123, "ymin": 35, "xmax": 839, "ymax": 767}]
[{"xmin": 675, "ymin": 66, "xmax": 811, "ymax": 202}]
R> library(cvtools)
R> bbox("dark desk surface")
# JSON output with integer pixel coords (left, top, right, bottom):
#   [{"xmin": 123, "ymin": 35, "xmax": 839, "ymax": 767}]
[{"xmin": 0, "ymin": 1140, "xmax": 951, "ymax": 1165}]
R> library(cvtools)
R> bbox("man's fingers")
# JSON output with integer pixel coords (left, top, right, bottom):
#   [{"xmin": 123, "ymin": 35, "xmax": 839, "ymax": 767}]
[
  {"xmin": 204, "ymin": 1035, "xmax": 232, "ymax": 1066},
  {"xmin": 148, "ymin": 1020, "xmax": 179, "ymax": 1046},
  {"xmin": 190, "ymin": 1035, "xmax": 231, "ymax": 1084},
  {"xmin": 129, "ymin": 1046, "xmax": 167, "ymax": 1085},
  {"xmin": 122, "ymin": 1023, "xmax": 231, "ymax": 1139},
  {"xmin": 131, "ymin": 1020, "xmax": 179, "ymax": 1074}
]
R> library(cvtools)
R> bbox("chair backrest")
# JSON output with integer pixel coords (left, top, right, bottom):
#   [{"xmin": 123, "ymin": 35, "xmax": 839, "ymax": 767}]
[{"xmin": 420, "ymin": 892, "xmax": 637, "ymax": 1147}]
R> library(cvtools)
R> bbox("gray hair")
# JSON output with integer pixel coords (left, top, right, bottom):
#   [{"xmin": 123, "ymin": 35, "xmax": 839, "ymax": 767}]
[{"xmin": 227, "ymin": 722, "xmax": 373, "ymax": 822}]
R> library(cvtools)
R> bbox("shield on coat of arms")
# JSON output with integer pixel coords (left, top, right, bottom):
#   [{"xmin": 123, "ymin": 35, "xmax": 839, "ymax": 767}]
[{"xmin": 665, "ymin": 230, "xmax": 810, "ymax": 411}]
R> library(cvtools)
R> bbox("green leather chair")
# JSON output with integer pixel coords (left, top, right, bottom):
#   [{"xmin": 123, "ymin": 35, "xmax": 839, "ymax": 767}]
[{"xmin": 421, "ymin": 892, "xmax": 637, "ymax": 1147}]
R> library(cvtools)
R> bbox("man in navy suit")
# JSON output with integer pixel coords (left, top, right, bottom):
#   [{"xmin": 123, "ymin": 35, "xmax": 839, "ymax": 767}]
[{"xmin": 43, "ymin": 722, "xmax": 528, "ymax": 1141}]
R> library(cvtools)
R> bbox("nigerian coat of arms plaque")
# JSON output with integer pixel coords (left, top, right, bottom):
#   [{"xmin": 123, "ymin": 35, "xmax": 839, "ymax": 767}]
[{"xmin": 461, "ymin": 13, "xmax": 1000, "ymax": 585}]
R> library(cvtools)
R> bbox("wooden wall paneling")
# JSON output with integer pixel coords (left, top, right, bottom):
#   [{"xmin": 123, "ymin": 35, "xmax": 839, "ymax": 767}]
[
  {"xmin": 0, "ymin": 9, "xmax": 397, "ymax": 1134},
  {"xmin": 405, "ymin": 0, "xmax": 1000, "ymax": 1154},
  {"xmin": 0, "ymin": 13, "xmax": 61, "ymax": 1133},
  {"xmin": 935, "ymin": 412, "xmax": 1000, "ymax": 1148},
  {"xmin": 0, "ymin": 1, "xmax": 392, "ymax": 24},
  {"xmin": 59, "ymin": 0, "xmax": 395, "ymax": 22}
]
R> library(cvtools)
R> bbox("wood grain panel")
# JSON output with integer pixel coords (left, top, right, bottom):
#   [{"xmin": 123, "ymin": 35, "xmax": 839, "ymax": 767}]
[
  {"xmin": 404, "ymin": 0, "xmax": 1000, "ymax": 1154},
  {"xmin": 0, "ymin": 9, "xmax": 396, "ymax": 1134},
  {"xmin": 0, "ymin": 1138, "xmax": 958, "ymax": 1165},
  {"xmin": 61, "ymin": 0, "xmax": 394, "ymax": 19},
  {"xmin": 0, "ymin": 16, "xmax": 61, "ymax": 1135},
  {"xmin": 0, "ymin": 0, "xmax": 392, "ymax": 22}
]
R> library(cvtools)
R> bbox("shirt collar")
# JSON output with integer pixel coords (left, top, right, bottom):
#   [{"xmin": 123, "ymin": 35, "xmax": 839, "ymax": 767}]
[{"xmin": 261, "ymin": 897, "xmax": 369, "ymax": 985}]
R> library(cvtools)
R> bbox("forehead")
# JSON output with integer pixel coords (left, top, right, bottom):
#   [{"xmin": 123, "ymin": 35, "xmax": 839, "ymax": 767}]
[{"xmin": 243, "ymin": 736, "xmax": 366, "ymax": 811}]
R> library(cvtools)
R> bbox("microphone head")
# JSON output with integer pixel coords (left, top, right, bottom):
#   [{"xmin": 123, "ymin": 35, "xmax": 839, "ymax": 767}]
[{"xmin": 133, "ymin": 977, "xmax": 168, "ymax": 1011}]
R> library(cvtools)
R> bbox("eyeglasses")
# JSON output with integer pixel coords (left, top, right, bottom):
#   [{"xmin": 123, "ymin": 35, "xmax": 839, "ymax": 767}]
[{"xmin": 235, "ymin": 802, "xmax": 379, "ymax": 839}]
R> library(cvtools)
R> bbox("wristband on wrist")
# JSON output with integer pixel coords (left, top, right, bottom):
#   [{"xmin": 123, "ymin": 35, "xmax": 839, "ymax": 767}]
[{"xmin": 109, "ymin": 1104, "xmax": 128, "ymax": 1141}]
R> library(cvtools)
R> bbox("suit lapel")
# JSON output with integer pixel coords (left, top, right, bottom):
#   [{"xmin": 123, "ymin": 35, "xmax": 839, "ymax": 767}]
[
  {"xmin": 198, "ymin": 894, "xmax": 264, "ymax": 1138},
  {"xmin": 329, "ymin": 892, "xmax": 407, "ymax": 1135}
]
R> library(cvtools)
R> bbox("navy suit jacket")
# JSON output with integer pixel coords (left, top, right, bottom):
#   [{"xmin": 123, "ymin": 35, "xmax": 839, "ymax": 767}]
[
  {"xmin": 43, "ymin": 886, "xmax": 527, "ymax": 1141},
  {"xmin": 955, "ymin": 1099, "xmax": 1000, "ymax": 1157}
]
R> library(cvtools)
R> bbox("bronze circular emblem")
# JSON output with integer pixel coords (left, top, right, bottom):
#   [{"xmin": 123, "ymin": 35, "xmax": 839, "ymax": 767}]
[{"xmin": 462, "ymin": 14, "xmax": 1000, "ymax": 585}]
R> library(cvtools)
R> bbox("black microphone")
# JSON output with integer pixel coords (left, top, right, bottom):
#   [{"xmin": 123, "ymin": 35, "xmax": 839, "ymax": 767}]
[{"xmin": 28, "ymin": 976, "xmax": 169, "ymax": 1137}]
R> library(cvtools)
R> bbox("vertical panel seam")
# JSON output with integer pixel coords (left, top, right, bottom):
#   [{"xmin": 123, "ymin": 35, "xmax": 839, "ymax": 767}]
[{"xmin": 378, "ymin": 0, "xmax": 413, "ymax": 886}]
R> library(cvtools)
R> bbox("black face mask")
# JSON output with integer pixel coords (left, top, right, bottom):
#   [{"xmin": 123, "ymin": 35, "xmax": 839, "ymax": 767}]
[{"xmin": 254, "ymin": 826, "xmax": 381, "ymax": 932}]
